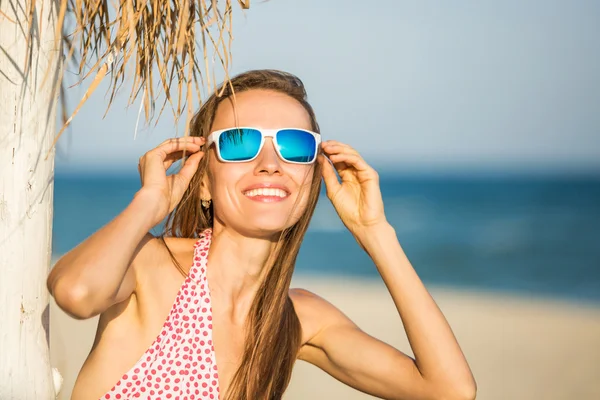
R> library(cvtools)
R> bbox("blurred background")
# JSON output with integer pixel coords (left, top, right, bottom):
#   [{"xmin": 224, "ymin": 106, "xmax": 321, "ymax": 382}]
[{"xmin": 50, "ymin": 1, "xmax": 600, "ymax": 399}]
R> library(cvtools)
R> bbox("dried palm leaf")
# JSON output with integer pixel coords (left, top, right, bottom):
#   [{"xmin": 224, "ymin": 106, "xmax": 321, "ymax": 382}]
[{"xmin": 26, "ymin": 0, "xmax": 251, "ymax": 158}]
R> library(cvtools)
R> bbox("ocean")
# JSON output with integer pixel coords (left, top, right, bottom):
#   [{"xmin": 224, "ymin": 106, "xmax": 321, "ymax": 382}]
[{"xmin": 52, "ymin": 172, "xmax": 600, "ymax": 303}]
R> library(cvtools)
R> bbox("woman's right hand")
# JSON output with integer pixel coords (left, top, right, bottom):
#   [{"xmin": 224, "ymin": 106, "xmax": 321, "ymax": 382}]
[{"xmin": 137, "ymin": 136, "xmax": 206, "ymax": 224}]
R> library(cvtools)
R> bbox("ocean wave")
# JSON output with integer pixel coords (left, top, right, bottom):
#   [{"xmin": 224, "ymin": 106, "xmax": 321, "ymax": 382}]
[{"xmin": 308, "ymin": 196, "xmax": 435, "ymax": 233}]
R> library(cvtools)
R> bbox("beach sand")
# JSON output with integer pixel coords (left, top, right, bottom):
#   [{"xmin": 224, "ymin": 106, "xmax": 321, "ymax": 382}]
[{"xmin": 50, "ymin": 276, "xmax": 600, "ymax": 400}]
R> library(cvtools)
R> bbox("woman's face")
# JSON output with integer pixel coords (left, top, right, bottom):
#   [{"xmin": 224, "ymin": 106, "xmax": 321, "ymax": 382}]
[{"xmin": 204, "ymin": 89, "xmax": 316, "ymax": 237}]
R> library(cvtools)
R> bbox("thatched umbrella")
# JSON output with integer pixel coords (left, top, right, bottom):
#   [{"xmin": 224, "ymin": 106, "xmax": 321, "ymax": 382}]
[{"xmin": 0, "ymin": 0, "xmax": 248, "ymax": 397}]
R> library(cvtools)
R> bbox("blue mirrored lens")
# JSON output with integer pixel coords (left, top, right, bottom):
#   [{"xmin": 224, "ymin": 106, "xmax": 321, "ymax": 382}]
[
  {"xmin": 219, "ymin": 128, "xmax": 262, "ymax": 161},
  {"xmin": 276, "ymin": 129, "xmax": 317, "ymax": 163}
]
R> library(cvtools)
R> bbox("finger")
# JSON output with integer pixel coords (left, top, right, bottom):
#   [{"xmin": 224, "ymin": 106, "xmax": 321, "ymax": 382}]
[
  {"xmin": 322, "ymin": 140, "xmax": 349, "ymax": 147},
  {"xmin": 140, "ymin": 137, "xmax": 204, "ymax": 163},
  {"xmin": 159, "ymin": 139, "xmax": 203, "ymax": 155},
  {"xmin": 176, "ymin": 151, "xmax": 204, "ymax": 187},
  {"xmin": 322, "ymin": 146, "xmax": 360, "ymax": 162},
  {"xmin": 153, "ymin": 138, "xmax": 204, "ymax": 159},
  {"xmin": 159, "ymin": 136, "xmax": 205, "ymax": 147},
  {"xmin": 139, "ymin": 145, "xmax": 200, "ymax": 185},
  {"xmin": 321, "ymin": 141, "xmax": 359, "ymax": 155},
  {"xmin": 163, "ymin": 149, "xmax": 200, "ymax": 170},
  {"xmin": 318, "ymin": 154, "xmax": 341, "ymax": 196},
  {"xmin": 327, "ymin": 152, "xmax": 371, "ymax": 172},
  {"xmin": 142, "ymin": 142, "xmax": 202, "ymax": 179}
]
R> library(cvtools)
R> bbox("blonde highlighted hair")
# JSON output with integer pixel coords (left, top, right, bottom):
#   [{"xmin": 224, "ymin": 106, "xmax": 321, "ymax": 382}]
[{"xmin": 161, "ymin": 69, "xmax": 323, "ymax": 399}]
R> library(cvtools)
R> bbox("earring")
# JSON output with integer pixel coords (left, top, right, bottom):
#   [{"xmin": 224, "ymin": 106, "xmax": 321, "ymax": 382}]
[{"xmin": 201, "ymin": 198, "xmax": 212, "ymax": 208}]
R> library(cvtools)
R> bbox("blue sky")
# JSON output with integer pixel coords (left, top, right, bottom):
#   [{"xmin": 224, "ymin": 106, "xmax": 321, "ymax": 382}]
[{"xmin": 55, "ymin": 0, "xmax": 600, "ymax": 174}]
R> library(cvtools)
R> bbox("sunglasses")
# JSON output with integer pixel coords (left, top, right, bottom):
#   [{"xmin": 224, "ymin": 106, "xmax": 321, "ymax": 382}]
[{"xmin": 206, "ymin": 127, "xmax": 321, "ymax": 164}]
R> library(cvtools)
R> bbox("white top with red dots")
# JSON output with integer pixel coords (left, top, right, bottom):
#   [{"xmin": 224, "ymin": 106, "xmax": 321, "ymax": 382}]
[{"xmin": 101, "ymin": 229, "xmax": 220, "ymax": 400}]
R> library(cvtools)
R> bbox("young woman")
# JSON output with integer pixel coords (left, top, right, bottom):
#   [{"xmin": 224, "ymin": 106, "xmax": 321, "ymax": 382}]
[{"xmin": 48, "ymin": 70, "xmax": 476, "ymax": 400}]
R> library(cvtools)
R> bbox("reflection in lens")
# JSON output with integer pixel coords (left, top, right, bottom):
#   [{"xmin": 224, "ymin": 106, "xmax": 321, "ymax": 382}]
[
  {"xmin": 277, "ymin": 129, "xmax": 316, "ymax": 163},
  {"xmin": 219, "ymin": 128, "xmax": 262, "ymax": 161}
]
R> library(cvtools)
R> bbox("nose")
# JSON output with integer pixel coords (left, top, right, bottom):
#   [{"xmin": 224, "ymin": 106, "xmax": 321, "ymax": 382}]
[{"xmin": 254, "ymin": 138, "xmax": 282, "ymax": 176}]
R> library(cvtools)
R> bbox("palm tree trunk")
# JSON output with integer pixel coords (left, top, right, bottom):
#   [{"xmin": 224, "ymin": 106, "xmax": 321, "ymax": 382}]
[{"xmin": 0, "ymin": 0, "xmax": 61, "ymax": 397}]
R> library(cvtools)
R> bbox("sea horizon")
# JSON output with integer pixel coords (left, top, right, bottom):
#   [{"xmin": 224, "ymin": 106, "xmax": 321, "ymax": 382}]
[{"xmin": 51, "ymin": 170, "xmax": 600, "ymax": 304}]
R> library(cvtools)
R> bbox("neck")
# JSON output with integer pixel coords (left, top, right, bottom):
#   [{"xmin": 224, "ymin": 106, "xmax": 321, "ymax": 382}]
[{"xmin": 206, "ymin": 225, "xmax": 283, "ymax": 322}]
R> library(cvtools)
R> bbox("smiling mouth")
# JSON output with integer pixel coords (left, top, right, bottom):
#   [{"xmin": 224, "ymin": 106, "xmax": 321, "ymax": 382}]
[{"xmin": 243, "ymin": 188, "xmax": 289, "ymax": 200}]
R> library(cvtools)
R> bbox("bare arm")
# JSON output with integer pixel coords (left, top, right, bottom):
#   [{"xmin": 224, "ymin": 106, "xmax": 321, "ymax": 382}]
[
  {"xmin": 298, "ymin": 141, "xmax": 476, "ymax": 400},
  {"xmin": 47, "ymin": 190, "xmax": 160, "ymax": 319},
  {"xmin": 296, "ymin": 225, "xmax": 476, "ymax": 400},
  {"xmin": 362, "ymin": 224, "xmax": 476, "ymax": 399},
  {"xmin": 293, "ymin": 287, "xmax": 426, "ymax": 400},
  {"xmin": 47, "ymin": 137, "xmax": 205, "ymax": 319}
]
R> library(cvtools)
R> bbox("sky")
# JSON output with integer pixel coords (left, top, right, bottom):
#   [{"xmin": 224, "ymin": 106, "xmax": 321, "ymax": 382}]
[{"xmin": 55, "ymin": 0, "xmax": 600, "ymax": 174}]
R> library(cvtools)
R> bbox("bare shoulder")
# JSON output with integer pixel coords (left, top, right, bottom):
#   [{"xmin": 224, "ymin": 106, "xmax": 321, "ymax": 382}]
[
  {"xmin": 131, "ymin": 235, "xmax": 198, "ymax": 279},
  {"xmin": 160, "ymin": 236, "xmax": 200, "ymax": 252},
  {"xmin": 289, "ymin": 288, "xmax": 357, "ymax": 346},
  {"xmin": 128, "ymin": 233, "xmax": 160, "ymax": 271},
  {"xmin": 97, "ymin": 235, "xmax": 199, "ymax": 331},
  {"xmin": 289, "ymin": 288, "xmax": 331, "ymax": 311},
  {"xmin": 289, "ymin": 288, "xmax": 354, "ymax": 323}
]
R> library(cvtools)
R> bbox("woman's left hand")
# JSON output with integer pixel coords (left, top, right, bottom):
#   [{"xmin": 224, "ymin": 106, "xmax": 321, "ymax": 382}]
[{"xmin": 319, "ymin": 140, "xmax": 387, "ymax": 239}]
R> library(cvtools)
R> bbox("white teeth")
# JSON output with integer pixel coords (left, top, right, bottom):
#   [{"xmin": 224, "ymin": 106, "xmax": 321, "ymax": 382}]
[{"xmin": 244, "ymin": 188, "xmax": 288, "ymax": 198}]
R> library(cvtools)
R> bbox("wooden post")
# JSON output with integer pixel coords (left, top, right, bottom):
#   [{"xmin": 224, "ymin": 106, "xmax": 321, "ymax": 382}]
[{"xmin": 0, "ymin": 0, "xmax": 61, "ymax": 397}]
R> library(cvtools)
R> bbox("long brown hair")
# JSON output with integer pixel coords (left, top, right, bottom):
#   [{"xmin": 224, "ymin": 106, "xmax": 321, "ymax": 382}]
[{"xmin": 161, "ymin": 69, "xmax": 323, "ymax": 399}]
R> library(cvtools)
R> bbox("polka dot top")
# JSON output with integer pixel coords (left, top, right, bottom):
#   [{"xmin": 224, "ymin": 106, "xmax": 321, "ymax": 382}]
[{"xmin": 101, "ymin": 229, "xmax": 220, "ymax": 400}]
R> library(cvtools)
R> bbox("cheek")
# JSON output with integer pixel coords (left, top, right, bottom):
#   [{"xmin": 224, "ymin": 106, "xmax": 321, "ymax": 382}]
[
  {"xmin": 289, "ymin": 166, "xmax": 316, "ymax": 207},
  {"xmin": 208, "ymin": 157, "xmax": 244, "ymax": 194},
  {"xmin": 292, "ymin": 165, "xmax": 316, "ymax": 191}
]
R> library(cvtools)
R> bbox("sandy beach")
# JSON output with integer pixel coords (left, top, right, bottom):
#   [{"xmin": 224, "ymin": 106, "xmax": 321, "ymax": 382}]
[{"xmin": 50, "ymin": 276, "xmax": 600, "ymax": 400}]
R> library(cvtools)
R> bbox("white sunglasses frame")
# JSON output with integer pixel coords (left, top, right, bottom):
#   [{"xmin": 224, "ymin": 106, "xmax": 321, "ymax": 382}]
[{"xmin": 206, "ymin": 127, "xmax": 322, "ymax": 164}]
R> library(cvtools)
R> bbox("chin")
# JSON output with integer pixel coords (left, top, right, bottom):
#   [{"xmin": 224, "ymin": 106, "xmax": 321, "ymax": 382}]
[
  {"xmin": 250, "ymin": 218, "xmax": 298, "ymax": 235},
  {"xmin": 214, "ymin": 207, "xmax": 305, "ymax": 238},
  {"xmin": 232, "ymin": 214, "xmax": 301, "ymax": 238}
]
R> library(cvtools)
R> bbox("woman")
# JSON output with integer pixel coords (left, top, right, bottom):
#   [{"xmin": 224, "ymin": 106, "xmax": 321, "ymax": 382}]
[{"xmin": 48, "ymin": 70, "xmax": 476, "ymax": 400}]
